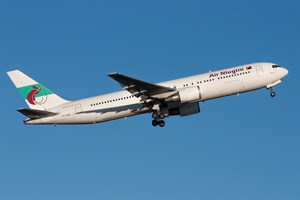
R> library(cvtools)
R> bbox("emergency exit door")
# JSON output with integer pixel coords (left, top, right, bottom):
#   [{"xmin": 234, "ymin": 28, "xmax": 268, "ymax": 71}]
[
  {"xmin": 256, "ymin": 66, "xmax": 263, "ymax": 76},
  {"xmin": 75, "ymin": 104, "xmax": 82, "ymax": 113}
]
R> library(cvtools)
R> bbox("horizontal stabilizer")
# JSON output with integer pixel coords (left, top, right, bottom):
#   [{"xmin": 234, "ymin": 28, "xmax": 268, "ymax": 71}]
[{"xmin": 17, "ymin": 108, "xmax": 58, "ymax": 119}]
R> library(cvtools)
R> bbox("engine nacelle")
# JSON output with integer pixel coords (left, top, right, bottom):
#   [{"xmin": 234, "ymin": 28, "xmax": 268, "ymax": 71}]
[
  {"xmin": 169, "ymin": 102, "xmax": 200, "ymax": 116},
  {"xmin": 166, "ymin": 86, "xmax": 201, "ymax": 103}
]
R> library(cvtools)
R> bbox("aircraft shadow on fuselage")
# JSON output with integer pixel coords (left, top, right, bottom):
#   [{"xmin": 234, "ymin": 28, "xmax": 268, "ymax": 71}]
[{"xmin": 77, "ymin": 103, "xmax": 146, "ymax": 115}]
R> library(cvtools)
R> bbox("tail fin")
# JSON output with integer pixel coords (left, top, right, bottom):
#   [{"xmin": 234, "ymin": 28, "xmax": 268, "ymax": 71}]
[{"xmin": 7, "ymin": 70, "xmax": 69, "ymax": 110}]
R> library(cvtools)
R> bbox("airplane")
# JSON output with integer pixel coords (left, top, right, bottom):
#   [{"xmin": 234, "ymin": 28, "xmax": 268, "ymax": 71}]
[{"xmin": 7, "ymin": 62, "xmax": 288, "ymax": 127}]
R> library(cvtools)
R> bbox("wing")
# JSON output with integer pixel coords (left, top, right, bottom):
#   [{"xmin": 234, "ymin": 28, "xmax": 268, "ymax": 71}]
[{"xmin": 108, "ymin": 72, "xmax": 176, "ymax": 100}]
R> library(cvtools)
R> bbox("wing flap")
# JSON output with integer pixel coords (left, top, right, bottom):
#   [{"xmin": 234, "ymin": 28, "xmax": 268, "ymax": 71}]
[{"xmin": 17, "ymin": 108, "xmax": 58, "ymax": 119}]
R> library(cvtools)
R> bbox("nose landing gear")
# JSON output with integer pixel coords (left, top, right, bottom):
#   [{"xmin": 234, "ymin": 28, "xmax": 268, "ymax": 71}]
[
  {"xmin": 270, "ymin": 91, "xmax": 276, "ymax": 97},
  {"xmin": 268, "ymin": 87, "xmax": 276, "ymax": 97}
]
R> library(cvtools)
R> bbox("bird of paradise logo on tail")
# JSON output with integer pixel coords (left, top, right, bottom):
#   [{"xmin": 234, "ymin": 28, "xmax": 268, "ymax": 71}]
[{"xmin": 27, "ymin": 86, "xmax": 48, "ymax": 105}]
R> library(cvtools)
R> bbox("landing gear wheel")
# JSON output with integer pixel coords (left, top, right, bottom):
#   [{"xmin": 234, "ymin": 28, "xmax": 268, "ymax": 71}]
[
  {"xmin": 270, "ymin": 91, "xmax": 276, "ymax": 97},
  {"xmin": 152, "ymin": 112, "xmax": 158, "ymax": 119},
  {"xmin": 152, "ymin": 120, "xmax": 158, "ymax": 127},
  {"xmin": 152, "ymin": 120, "xmax": 165, "ymax": 127},
  {"xmin": 158, "ymin": 113, "xmax": 165, "ymax": 119},
  {"xmin": 158, "ymin": 120, "xmax": 165, "ymax": 127}
]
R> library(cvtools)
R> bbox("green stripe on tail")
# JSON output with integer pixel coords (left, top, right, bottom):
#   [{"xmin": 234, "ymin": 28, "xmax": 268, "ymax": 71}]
[{"xmin": 18, "ymin": 84, "xmax": 54, "ymax": 99}]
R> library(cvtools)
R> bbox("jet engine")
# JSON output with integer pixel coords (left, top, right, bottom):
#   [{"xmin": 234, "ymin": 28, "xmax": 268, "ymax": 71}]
[
  {"xmin": 168, "ymin": 102, "xmax": 200, "ymax": 116},
  {"xmin": 166, "ymin": 86, "xmax": 201, "ymax": 103}
]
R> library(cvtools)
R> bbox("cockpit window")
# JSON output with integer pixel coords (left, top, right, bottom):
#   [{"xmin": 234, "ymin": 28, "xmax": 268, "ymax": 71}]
[{"xmin": 272, "ymin": 65, "xmax": 280, "ymax": 68}]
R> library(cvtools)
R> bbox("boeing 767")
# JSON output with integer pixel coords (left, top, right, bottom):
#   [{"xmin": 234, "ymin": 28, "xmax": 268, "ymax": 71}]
[{"xmin": 7, "ymin": 62, "xmax": 288, "ymax": 127}]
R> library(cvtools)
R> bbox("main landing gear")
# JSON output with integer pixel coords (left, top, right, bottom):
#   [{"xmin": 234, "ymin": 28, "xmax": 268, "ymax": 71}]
[
  {"xmin": 151, "ymin": 112, "xmax": 165, "ymax": 127},
  {"xmin": 152, "ymin": 119, "xmax": 165, "ymax": 127}
]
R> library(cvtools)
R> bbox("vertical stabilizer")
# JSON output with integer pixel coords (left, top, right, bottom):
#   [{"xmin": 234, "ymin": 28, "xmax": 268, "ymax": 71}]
[{"xmin": 7, "ymin": 70, "xmax": 69, "ymax": 110}]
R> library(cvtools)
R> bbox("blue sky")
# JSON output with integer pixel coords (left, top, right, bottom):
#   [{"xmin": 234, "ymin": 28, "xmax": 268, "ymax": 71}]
[{"xmin": 0, "ymin": 0, "xmax": 299, "ymax": 199}]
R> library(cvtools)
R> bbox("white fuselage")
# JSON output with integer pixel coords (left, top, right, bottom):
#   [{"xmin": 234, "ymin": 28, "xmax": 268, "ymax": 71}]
[{"xmin": 25, "ymin": 62, "xmax": 288, "ymax": 124}]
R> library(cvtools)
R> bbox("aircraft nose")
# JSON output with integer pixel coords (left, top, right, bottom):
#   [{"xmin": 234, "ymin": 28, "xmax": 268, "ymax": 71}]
[{"xmin": 282, "ymin": 68, "xmax": 289, "ymax": 77}]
